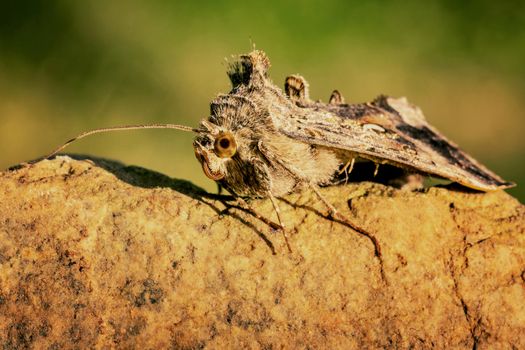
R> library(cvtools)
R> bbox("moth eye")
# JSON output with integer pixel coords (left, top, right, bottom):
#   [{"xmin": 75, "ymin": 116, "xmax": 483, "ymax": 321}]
[{"xmin": 214, "ymin": 132, "xmax": 237, "ymax": 158}]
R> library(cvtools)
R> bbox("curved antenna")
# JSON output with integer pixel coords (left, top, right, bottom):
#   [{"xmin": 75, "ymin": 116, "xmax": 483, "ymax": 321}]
[{"xmin": 42, "ymin": 123, "xmax": 199, "ymax": 161}]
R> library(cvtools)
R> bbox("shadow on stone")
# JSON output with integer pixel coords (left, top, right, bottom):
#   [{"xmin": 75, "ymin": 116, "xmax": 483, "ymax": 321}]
[{"xmin": 54, "ymin": 154, "xmax": 277, "ymax": 253}]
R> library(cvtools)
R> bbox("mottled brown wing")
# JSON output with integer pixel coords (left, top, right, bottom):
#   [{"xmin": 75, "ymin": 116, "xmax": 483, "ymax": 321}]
[{"xmin": 277, "ymin": 96, "xmax": 514, "ymax": 191}]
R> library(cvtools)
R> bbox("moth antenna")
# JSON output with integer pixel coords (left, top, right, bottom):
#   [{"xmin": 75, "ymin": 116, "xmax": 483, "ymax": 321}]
[{"xmin": 42, "ymin": 123, "xmax": 199, "ymax": 161}]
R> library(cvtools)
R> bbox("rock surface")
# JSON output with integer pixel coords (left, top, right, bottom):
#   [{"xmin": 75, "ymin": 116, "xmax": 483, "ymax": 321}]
[{"xmin": 0, "ymin": 156, "xmax": 524, "ymax": 349}]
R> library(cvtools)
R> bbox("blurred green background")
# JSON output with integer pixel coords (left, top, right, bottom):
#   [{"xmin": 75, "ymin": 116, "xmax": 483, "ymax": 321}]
[{"xmin": 1, "ymin": 0, "xmax": 523, "ymax": 200}]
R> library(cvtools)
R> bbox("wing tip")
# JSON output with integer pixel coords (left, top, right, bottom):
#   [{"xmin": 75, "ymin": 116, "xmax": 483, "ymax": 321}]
[{"xmin": 463, "ymin": 180, "xmax": 516, "ymax": 192}]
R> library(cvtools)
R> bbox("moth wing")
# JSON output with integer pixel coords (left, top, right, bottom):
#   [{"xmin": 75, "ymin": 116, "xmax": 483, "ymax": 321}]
[{"xmin": 277, "ymin": 96, "xmax": 514, "ymax": 191}]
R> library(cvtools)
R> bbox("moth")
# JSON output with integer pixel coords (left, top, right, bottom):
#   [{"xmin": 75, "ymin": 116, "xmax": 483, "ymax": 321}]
[{"xmin": 42, "ymin": 50, "xmax": 514, "ymax": 255}]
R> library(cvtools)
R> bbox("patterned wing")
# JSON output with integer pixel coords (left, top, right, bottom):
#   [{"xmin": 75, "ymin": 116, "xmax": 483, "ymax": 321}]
[{"xmin": 276, "ymin": 96, "xmax": 514, "ymax": 191}]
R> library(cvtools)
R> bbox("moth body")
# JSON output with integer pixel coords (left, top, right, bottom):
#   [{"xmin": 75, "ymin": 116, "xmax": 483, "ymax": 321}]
[
  {"xmin": 192, "ymin": 50, "xmax": 513, "ymax": 198},
  {"xmin": 44, "ymin": 49, "xmax": 514, "ymax": 197}
]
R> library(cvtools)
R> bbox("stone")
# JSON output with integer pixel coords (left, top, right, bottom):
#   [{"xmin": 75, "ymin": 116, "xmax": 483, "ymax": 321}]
[{"xmin": 0, "ymin": 156, "xmax": 523, "ymax": 349}]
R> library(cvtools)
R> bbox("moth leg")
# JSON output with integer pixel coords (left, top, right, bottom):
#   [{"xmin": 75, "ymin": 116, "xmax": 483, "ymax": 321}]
[
  {"xmin": 329, "ymin": 90, "xmax": 345, "ymax": 105},
  {"xmin": 284, "ymin": 75, "xmax": 310, "ymax": 103},
  {"xmin": 348, "ymin": 158, "xmax": 355, "ymax": 174},
  {"xmin": 308, "ymin": 183, "xmax": 341, "ymax": 219},
  {"xmin": 258, "ymin": 140, "xmax": 384, "ymax": 275},
  {"xmin": 338, "ymin": 162, "xmax": 349, "ymax": 185},
  {"xmin": 268, "ymin": 192, "xmax": 292, "ymax": 253},
  {"xmin": 373, "ymin": 163, "xmax": 380, "ymax": 177},
  {"xmin": 338, "ymin": 158, "xmax": 355, "ymax": 185},
  {"xmin": 308, "ymin": 182, "xmax": 386, "ymax": 281}
]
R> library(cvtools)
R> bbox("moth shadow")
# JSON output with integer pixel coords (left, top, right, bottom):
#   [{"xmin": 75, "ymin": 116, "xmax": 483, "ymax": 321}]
[
  {"xmin": 332, "ymin": 161, "xmax": 421, "ymax": 188},
  {"xmin": 433, "ymin": 182, "xmax": 487, "ymax": 194},
  {"xmin": 278, "ymin": 196, "xmax": 368, "ymax": 236},
  {"xmin": 332, "ymin": 161, "xmax": 477, "ymax": 193},
  {"xmin": 37, "ymin": 154, "xmax": 277, "ymax": 254}
]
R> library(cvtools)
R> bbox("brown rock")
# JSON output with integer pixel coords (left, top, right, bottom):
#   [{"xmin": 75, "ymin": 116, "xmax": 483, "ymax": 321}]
[{"xmin": 0, "ymin": 156, "xmax": 523, "ymax": 349}]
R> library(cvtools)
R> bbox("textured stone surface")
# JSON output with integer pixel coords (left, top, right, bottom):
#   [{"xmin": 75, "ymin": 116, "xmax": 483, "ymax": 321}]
[{"xmin": 0, "ymin": 156, "xmax": 524, "ymax": 349}]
